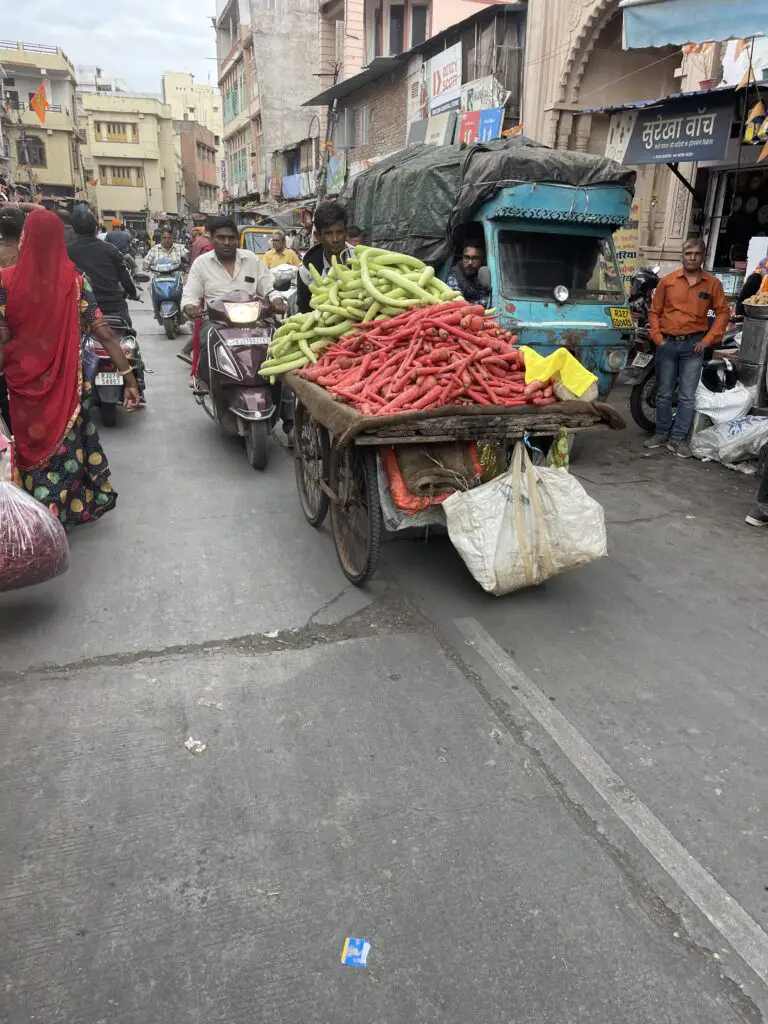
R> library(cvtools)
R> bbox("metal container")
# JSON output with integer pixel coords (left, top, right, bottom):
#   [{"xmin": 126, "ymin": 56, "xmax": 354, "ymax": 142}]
[
  {"xmin": 741, "ymin": 309, "xmax": 768, "ymax": 367},
  {"xmin": 738, "ymin": 359, "xmax": 768, "ymax": 407}
]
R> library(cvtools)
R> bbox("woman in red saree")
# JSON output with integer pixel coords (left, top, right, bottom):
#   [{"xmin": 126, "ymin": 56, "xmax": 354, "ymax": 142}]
[{"xmin": 0, "ymin": 208, "xmax": 140, "ymax": 526}]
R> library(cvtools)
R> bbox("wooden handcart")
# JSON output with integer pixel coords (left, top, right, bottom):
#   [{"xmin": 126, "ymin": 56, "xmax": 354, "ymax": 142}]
[{"xmin": 286, "ymin": 373, "xmax": 624, "ymax": 586}]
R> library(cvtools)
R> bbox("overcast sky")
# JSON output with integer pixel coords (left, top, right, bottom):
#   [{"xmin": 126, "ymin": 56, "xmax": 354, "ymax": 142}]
[{"xmin": 4, "ymin": 0, "xmax": 218, "ymax": 95}]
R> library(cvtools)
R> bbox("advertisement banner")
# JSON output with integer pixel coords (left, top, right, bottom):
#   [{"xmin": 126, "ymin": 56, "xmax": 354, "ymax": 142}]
[
  {"xmin": 607, "ymin": 94, "xmax": 734, "ymax": 165},
  {"xmin": 458, "ymin": 111, "xmax": 481, "ymax": 145},
  {"xmin": 478, "ymin": 108, "xmax": 504, "ymax": 142},
  {"xmin": 613, "ymin": 198, "xmax": 642, "ymax": 284},
  {"xmin": 424, "ymin": 112, "xmax": 457, "ymax": 147},
  {"xmin": 461, "ymin": 75, "xmax": 507, "ymax": 113},
  {"xmin": 428, "ymin": 43, "xmax": 462, "ymax": 115}
]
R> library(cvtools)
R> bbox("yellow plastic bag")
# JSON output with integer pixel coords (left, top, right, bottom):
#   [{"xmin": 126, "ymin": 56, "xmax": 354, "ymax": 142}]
[{"xmin": 519, "ymin": 345, "xmax": 598, "ymax": 398}]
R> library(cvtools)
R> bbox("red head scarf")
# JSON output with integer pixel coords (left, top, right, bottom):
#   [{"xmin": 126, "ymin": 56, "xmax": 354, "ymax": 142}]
[{"xmin": 1, "ymin": 209, "xmax": 82, "ymax": 469}]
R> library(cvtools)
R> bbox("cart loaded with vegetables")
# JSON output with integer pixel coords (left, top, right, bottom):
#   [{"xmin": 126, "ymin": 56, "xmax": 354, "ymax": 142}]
[{"xmin": 259, "ymin": 247, "xmax": 623, "ymax": 589}]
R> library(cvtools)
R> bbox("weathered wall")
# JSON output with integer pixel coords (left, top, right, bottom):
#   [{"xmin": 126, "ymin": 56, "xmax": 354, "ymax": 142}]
[
  {"xmin": 337, "ymin": 68, "xmax": 407, "ymax": 168},
  {"xmin": 250, "ymin": 0, "xmax": 322, "ymax": 151}
]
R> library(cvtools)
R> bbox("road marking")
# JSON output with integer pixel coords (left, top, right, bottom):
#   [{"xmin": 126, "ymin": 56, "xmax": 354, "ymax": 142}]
[{"xmin": 454, "ymin": 616, "xmax": 768, "ymax": 986}]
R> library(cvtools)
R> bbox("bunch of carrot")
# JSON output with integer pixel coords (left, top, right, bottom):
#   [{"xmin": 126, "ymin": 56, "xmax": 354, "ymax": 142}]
[{"xmin": 296, "ymin": 302, "xmax": 557, "ymax": 417}]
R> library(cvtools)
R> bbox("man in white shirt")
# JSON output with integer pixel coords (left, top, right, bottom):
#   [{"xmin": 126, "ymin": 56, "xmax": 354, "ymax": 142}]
[
  {"xmin": 182, "ymin": 216, "xmax": 283, "ymax": 318},
  {"xmin": 182, "ymin": 216, "xmax": 290, "ymax": 431}
]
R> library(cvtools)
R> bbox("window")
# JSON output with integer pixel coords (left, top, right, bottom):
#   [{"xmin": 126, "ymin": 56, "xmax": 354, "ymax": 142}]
[
  {"xmin": 3, "ymin": 90, "xmax": 19, "ymax": 109},
  {"xmin": 98, "ymin": 164, "xmax": 143, "ymax": 186},
  {"xmin": 389, "ymin": 1, "xmax": 404, "ymax": 54},
  {"xmin": 3, "ymin": 78, "xmax": 14, "ymax": 87},
  {"xmin": 354, "ymin": 105, "xmax": 370, "ymax": 148},
  {"xmin": 17, "ymin": 137, "xmax": 45, "ymax": 167},
  {"xmin": 96, "ymin": 121, "xmax": 139, "ymax": 143},
  {"xmin": 498, "ymin": 231, "xmax": 623, "ymax": 302},
  {"xmin": 411, "ymin": 3, "xmax": 428, "ymax": 47}
]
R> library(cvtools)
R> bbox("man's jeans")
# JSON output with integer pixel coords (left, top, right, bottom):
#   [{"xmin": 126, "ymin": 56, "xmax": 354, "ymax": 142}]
[{"xmin": 655, "ymin": 334, "xmax": 704, "ymax": 440}]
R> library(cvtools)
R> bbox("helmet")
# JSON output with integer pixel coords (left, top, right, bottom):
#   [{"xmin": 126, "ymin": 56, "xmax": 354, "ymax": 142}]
[{"xmin": 701, "ymin": 357, "xmax": 739, "ymax": 393}]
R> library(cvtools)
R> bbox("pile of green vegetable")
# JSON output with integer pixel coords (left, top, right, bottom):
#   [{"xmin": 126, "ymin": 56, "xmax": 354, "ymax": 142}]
[{"xmin": 259, "ymin": 245, "xmax": 462, "ymax": 380}]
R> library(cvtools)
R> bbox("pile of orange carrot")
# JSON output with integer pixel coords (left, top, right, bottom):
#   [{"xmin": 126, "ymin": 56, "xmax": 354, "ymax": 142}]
[{"xmin": 296, "ymin": 301, "xmax": 556, "ymax": 416}]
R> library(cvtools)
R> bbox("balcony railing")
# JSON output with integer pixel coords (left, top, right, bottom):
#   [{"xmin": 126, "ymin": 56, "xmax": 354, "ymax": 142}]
[{"xmin": 3, "ymin": 101, "xmax": 64, "ymax": 114}]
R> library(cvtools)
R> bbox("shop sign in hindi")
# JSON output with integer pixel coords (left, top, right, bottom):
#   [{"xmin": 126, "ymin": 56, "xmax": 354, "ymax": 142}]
[
  {"xmin": 613, "ymin": 198, "xmax": 642, "ymax": 285},
  {"xmin": 428, "ymin": 43, "xmax": 462, "ymax": 115},
  {"xmin": 608, "ymin": 93, "xmax": 734, "ymax": 165}
]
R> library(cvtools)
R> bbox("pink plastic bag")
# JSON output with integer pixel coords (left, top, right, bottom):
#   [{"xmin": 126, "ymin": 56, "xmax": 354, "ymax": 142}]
[{"xmin": 0, "ymin": 479, "xmax": 70, "ymax": 592}]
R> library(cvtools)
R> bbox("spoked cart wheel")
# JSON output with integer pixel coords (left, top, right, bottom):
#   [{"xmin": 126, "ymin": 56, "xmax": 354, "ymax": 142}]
[
  {"xmin": 329, "ymin": 443, "xmax": 382, "ymax": 585},
  {"xmin": 294, "ymin": 401, "xmax": 330, "ymax": 527}
]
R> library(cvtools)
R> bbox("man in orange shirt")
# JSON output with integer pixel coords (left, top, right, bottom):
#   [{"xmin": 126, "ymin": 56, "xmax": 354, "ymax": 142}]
[{"xmin": 646, "ymin": 237, "xmax": 730, "ymax": 457}]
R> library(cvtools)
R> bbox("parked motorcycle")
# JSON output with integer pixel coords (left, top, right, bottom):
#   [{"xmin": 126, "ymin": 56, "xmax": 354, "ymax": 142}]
[
  {"xmin": 192, "ymin": 290, "xmax": 287, "ymax": 469},
  {"xmin": 84, "ymin": 315, "xmax": 145, "ymax": 426},
  {"xmin": 149, "ymin": 254, "xmax": 185, "ymax": 339}
]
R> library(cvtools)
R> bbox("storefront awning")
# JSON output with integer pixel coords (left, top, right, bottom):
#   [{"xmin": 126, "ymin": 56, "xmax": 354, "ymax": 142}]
[{"xmin": 620, "ymin": 0, "xmax": 767, "ymax": 49}]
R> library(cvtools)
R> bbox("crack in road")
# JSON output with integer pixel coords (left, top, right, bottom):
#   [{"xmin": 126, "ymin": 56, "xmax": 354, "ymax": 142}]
[{"xmin": 0, "ymin": 590, "xmax": 428, "ymax": 685}]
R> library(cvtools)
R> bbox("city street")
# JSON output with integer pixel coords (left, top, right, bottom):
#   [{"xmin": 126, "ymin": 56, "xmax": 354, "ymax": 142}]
[{"xmin": 1, "ymin": 302, "xmax": 767, "ymax": 1023}]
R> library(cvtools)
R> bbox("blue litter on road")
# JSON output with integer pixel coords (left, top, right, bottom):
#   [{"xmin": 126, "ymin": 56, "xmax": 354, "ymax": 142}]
[{"xmin": 341, "ymin": 937, "xmax": 371, "ymax": 967}]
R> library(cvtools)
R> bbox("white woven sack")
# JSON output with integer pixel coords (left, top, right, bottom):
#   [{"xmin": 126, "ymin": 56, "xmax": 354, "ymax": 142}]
[{"xmin": 443, "ymin": 443, "xmax": 607, "ymax": 596}]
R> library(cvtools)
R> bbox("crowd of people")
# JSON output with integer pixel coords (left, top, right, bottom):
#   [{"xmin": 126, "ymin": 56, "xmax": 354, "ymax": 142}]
[{"xmin": 1, "ymin": 197, "xmax": 767, "ymax": 532}]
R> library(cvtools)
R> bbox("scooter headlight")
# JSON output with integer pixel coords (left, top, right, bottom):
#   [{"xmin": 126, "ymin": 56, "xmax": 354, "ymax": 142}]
[
  {"xmin": 216, "ymin": 342, "xmax": 241, "ymax": 379},
  {"xmin": 224, "ymin": 301, "xmax": 262, "ymax": 325},
  {"xmin": 553, "ymin": 285, "xmax": 569, "ymax": 304}
]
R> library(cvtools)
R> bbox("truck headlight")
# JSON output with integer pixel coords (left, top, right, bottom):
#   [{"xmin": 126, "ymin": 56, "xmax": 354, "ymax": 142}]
[
  {"xmin": 553, "ymin": 285, "xmax": 569, "ymax": 303},
  {"xmin": 606, "ymin": 347, "xmax": 627, "ymax": 371}
]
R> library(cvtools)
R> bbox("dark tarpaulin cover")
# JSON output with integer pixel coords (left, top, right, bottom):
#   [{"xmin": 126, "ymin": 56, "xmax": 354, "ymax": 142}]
[{"xmin": 346, "ymin": 138, "xmax": 636, "ymax": 267}]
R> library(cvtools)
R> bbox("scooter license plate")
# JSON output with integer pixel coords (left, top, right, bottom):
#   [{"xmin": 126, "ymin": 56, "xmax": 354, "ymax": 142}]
[
  {"xmin": 631, "ymin": 353, "xmax": 653, "ymax": 368},
  {"xmin": 96, "ymin": 372, "xmax": 123, "ymax": 386}
]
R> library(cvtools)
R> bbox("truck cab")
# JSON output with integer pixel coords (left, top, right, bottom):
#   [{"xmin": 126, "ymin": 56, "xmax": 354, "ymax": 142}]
[{"xmin": 451, "ymin": 182, "xmax": 634, "ymax": 400}]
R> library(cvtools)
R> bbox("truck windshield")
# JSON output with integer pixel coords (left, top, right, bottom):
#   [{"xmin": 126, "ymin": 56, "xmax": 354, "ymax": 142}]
[{"xmin": 498, "ymin": 230, "xmax": 623, "ymax": 302}]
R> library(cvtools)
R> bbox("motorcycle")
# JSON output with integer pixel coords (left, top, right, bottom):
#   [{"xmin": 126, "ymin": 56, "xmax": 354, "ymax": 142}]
[
  {"xmin": 192, "ymin": 290, "xmax": 288, "ymax": 470},
  {"xmin": 271, "ymin": 264, "xmax": 299, "ymax": 317},
  {"xmin": 148, "ymin": 254, "xmax": 185, "ymax": 339},
  {"xmin": 84, "ymin": 315, "xmax": 145, "ymax": 426}
]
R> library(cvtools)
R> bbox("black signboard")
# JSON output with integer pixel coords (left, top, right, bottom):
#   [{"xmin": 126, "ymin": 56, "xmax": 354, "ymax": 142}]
[{"xmin": 619, "ymin": 93, "xmax": 735, "ymax": 165}]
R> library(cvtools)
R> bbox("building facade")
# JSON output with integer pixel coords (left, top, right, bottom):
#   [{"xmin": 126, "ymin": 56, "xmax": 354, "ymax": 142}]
[
  {"xmin": 0, "ymin": 41, "xmax": 84, "ymax": 201},
  {"xmin": 521, "ymin": 0, "xmax": 713, "ymax": 267},
  {"xmin": 161, "ymin": 72, "xmax": 224, "ymax": 195},
  {"xmin": 176, "ymin": 119, "xmax": 219, "ymax": 218},
  {"xmin": 309, "ymin": 4, "xmax": 524, "ymax": 185},
  {"xmin": 214, "ymin": 0, "xmax": 321, "ymax": 214},
  {"xmin": 78, "ymin": 91, "xmax": 178, "ymax": 230}
]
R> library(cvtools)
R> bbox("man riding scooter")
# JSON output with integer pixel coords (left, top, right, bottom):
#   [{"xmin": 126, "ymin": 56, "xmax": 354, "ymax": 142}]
[
  {"xmin": 181, "ymin": 216, "xmax": 289, "ymax": 433},
  {"xmin": 145, "ymin": 228, "xmax": 188, "ymax": 330}
]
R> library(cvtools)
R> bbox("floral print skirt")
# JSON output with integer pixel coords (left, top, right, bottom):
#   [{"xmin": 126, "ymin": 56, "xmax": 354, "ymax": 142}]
[{"xmin": 18, "ymin": 379, "xmax": 117, "ymax": 527}]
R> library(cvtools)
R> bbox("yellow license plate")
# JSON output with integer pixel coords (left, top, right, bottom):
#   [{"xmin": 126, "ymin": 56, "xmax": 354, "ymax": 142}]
[{"xmin": 608, "ymin": 306, "xmax": 634, "ymax": 329}]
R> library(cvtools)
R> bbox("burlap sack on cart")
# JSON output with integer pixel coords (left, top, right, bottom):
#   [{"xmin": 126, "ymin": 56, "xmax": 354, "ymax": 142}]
[{"xmin": 443, "ymin": 442, "xmax": 607, "ymax": 595}]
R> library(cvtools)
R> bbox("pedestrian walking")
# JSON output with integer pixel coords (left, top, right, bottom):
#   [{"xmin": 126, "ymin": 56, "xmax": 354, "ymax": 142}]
[
  {"xmin": 745, "ymin": 457, "xmax": 768, "ymax": 527},
  {"xmin": 645, "ymin": 238, "xmax": 730, "ymax": 458},
  {"xmin": 0, "ymin": 209, "xmax": 140, "ymax": 526}
]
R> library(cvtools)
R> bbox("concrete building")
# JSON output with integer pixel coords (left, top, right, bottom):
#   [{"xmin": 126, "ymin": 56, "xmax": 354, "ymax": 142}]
[
  {"xmin": 176, "ymin": 119, "xmax": 219, "ymax": 218},
  {"xmin": 0, "ymin": 41, "xmax": 84, "ymax": 201},
  {"xmin": 214, "ymin": 0, "xmax": 321, "ymax": 213},
  {"xmin": 78, "ymin": 91, "xmax": 178, "ymax": 231},
  {"xmin": 161, "ymin": 72, "xmax": 224, "ymax": 194}
]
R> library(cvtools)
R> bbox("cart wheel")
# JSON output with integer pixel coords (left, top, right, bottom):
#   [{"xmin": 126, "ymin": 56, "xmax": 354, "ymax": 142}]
[
  {"xmin": 330, "ymin": 445, "xmax": 382, "ymax": 585},
  {"xmin": 294, "ymin": 402, "xmax": 330, "ymax": 527}
]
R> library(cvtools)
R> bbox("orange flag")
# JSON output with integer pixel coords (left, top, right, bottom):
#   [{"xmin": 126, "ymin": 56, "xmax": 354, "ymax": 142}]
[{"xmin": 29, "ymin": 82, "xmax": 49, "ymax": 124}]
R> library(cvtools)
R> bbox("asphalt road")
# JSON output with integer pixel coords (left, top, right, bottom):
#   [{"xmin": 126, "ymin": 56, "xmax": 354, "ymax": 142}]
[{"xmin": 1, "ymin": 302, "xmax": 767, "ymax": 1023}]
